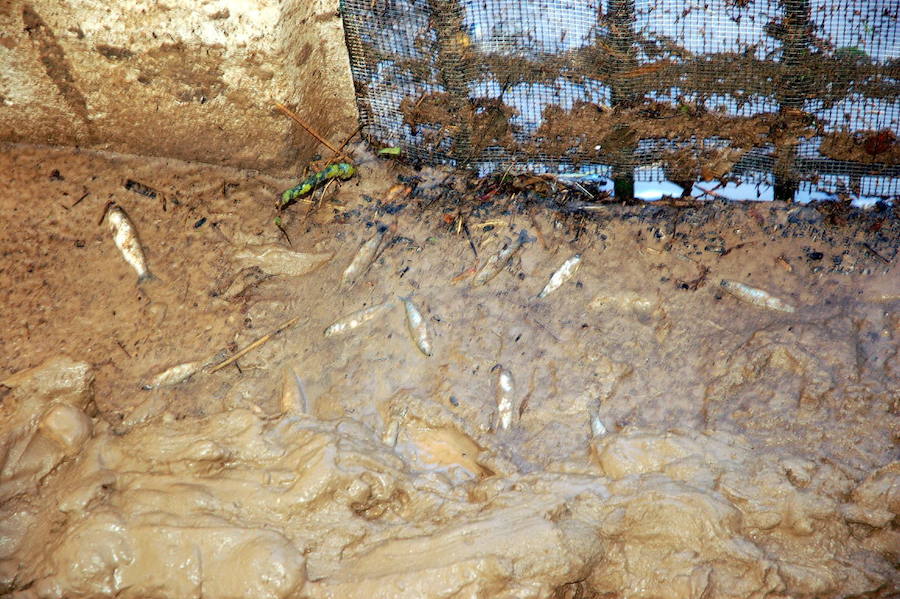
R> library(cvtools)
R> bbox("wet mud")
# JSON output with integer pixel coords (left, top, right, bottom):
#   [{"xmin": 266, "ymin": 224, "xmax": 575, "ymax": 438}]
[{"xmin": 0, "ymin": 142, "xmax": 898, "ymax": 598}]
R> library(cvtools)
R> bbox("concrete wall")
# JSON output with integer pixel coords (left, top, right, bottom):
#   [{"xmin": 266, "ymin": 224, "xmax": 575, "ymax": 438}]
[{"xmin": 0, "ymin": 0, "xmax": 359, "ymax": 174}]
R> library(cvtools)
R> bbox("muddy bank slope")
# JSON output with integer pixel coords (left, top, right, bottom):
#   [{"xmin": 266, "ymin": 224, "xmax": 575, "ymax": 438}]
[{"xmin": 0, "ymin": 143, "xmax": 898, "ymax": 598}]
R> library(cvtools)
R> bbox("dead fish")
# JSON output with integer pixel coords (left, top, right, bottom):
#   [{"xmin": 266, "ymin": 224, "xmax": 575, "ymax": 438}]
[
  {"xmin": 105, "ymin": 203, "xmax": 154, "ymax": 283},
  {"xmin": 493, "ymin": 365, "xmax": 516, "ymax": 431},
  {"xmin": 590, "ymin": 413, "xmax": 608, "ymax": 437},
  {"xmin": 141, "ymin": 361, "xmax": 203, "ymax": 390},
  {"xmin": 342, "ymin": 229, "xmax": 385, "ymax": 286},
  {"xmin": 720, "ymin": 279, "xmax": 795, "ymax": 313},
  {"xmin": 280, "ymin": 365, "xmax": 308, "ymax": 415},
  {"xmin": 324, "ymin": 300, "xmax": 394, "ymax": 337},
  {"xmin": 234, "ymin": 244, "xmax": 332, "ymax": 277},
  {"xmin": 538, "ymin": 254, "xmax": 581, "ymax": 299},
  {"xmin": 382, "ymin": 419, "xmax": 400, "ymax": 447},
  {"xmin": 401, "ymin": 296, "xmax": 433, "ymax": 356},
  {"xmin": 472, "ymin": 229, "xmax": 530, "ymax": 286},
  {"xmin": 382, "ymin": 406, "xmax": 407, "ymax": 447}
]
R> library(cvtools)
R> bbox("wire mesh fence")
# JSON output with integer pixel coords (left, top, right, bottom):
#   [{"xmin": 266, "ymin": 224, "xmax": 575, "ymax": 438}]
[{"xmin": 340, "ymin": 0, "xmax": 899, "ymax": 199}]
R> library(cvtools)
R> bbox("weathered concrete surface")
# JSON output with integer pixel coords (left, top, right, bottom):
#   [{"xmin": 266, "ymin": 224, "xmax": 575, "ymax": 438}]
[{"xmin": 0, "ymin": 0, "xmax": 358, "ymax": 173}]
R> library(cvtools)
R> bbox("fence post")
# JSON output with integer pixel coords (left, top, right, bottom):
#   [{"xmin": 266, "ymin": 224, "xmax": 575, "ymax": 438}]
[
  {"xmin": 773, "ymin": 0, "xmax": 812, "ymax": 202},
  {"xmin": 428, "ymin": 0, "xmax": 474, "ymax": 164},
  {"xmin": 607, "ymin": 0, "xmax": 639, "ymax": 201}
]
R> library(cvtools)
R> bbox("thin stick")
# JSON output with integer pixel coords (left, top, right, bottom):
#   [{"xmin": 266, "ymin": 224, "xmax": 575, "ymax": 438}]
[
  {"xmin": 862, "ymin": 242, "xmax": 891, "ymax": 264},
  {"xmin": 693, "ymin": 181, "xmax": 724, "ymax": 200},
  {"xmin": 324, "ymin": 124, "xmax": 364, "ymax": 168},
  {"xmin": 499, "ymin": 160, "xmax": 517, "ymax": 185},
  {"xmin": 572, "ymin": 180, "xmax": 595, "ymax": 199},
  {"xmin": 208, "ymin": 316, "xmax": 301, "ymax": 374},
  {"xmin": 338, "ymin": 123, "xmax": 363, "ymax": 152},
  {"xmin": 462, "ymin": 220, "xmax": 477, "ymax": 258},
  {"xmin": 71, "ymin": 191, "xmax": 89, "ymax": 208},
  {"xmin": 115, "ymin": 339, "xmax": 132, "ymax": 359},
  {"xmin": 274, "ymin": 102, "xmax": 352, "ymax": 162}
]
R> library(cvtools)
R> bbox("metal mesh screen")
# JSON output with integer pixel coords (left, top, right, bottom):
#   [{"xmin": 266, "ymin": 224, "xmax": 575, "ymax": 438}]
[{"xmin": 340, "ymin": 0, "xmax": 899, "ymax": 199}]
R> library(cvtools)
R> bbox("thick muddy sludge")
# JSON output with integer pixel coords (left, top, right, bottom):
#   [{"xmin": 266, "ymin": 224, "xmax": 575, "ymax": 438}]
[{"xmin": 0, "ymin": 143, "xmax": 898, "ymax": 598}]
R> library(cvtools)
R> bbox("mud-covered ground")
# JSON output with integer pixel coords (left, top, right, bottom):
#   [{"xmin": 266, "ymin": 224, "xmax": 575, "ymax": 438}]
[{"xmin": 0, "ymin": 142, "xmax": 898, "ymax": 598}]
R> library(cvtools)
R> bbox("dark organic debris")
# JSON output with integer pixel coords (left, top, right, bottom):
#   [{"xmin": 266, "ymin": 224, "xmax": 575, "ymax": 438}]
[{"xmin": 124, "ymin": 179, "xmax": 158, "ymax": 199}]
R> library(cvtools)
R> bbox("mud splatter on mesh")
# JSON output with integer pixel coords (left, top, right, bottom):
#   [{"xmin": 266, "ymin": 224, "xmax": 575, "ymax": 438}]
[{"xmin": 341, "ymin": 0, "xmax": 899, "ymax": 198}]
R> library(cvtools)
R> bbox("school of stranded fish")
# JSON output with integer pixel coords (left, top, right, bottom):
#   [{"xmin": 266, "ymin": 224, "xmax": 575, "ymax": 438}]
[
  {"xmin": 116, "ymin": 200, "xmax": 591, "ymax": 430},
  {"xmin": 110, "ymin": 202, "xmax": 797, "ymax": 428},
  {"xmin": 1, "ymin": 153, "xmax": 895, "ymax": 598}
]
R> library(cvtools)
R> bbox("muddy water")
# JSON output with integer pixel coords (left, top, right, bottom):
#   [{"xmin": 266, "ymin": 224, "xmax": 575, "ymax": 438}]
[{"xmin": 0, "ymin": 142, "xmax": 898, "ymax": 598}]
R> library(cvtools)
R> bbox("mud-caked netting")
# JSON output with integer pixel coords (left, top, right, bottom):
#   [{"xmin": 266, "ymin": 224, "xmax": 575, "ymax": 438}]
[{"xmin": 340, "ymin": 0, "xmax": 899, "ymax": 200}]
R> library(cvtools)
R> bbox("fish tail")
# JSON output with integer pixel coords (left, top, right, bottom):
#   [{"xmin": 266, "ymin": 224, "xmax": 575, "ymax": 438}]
[{"xmin": 138, "ymin": 271, "xmax": 157, "ymax": 284}]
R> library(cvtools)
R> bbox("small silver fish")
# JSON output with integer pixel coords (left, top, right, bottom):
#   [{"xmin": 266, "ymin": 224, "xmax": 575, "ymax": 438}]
[
  {"xmin": 382, "ymin": 406, "xmax": 407, "ymax": 447},
  {"xmin": 105, "ymin": 204, "xmax": 154, "ymax": 282},
  {"xmin": 538, "ymin": 254, "xmax": 581, "ymax": 298},
  {"xmin": 494, "ymin": 365, "xmax": 516, "ymax": 430},
  {"xmin": 142, "ymin": 361, "xmax": 203, "ymax": 390},
  {"xmin": 324, "ymin": 300, "xmax": 394, "ymax": 337},
  {"xmin": 590, "ymin": 413, "xmax": 608, "ymax": 437},
  {"xmin": 401, "ymin": 296, "xmax": 433, "ymax": 356},
  {"xmin": 473, "ymin": 230, "xmax": 529, "ymax": 286},
  {"xmin": 280, "ymin": 365, "xmax": 309, "ymax": 415},
  {"xmin": 342, "ymin": 229, "xmax": 385, "ymax": 287},
  {"xmin": 719, "ymin": 279, "xmax": 795, "ymax": 313}
]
